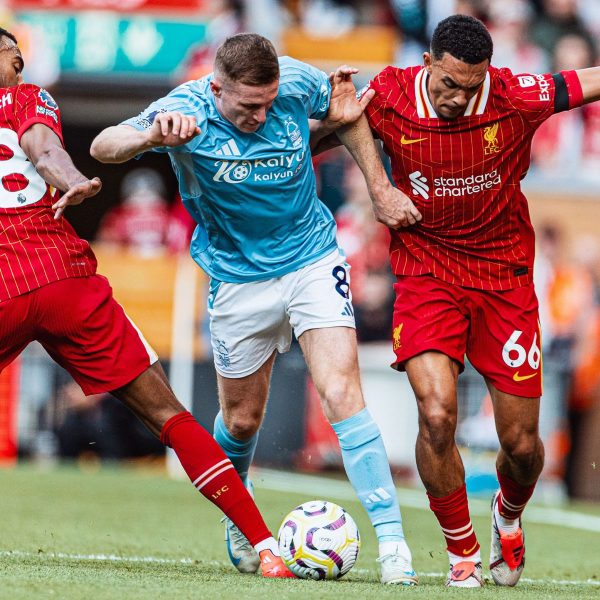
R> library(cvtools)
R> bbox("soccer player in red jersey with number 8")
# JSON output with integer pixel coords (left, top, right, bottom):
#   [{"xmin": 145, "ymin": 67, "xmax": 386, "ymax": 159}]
[
  {"xmin": 313, "ymin": 14, "xmax": 600, "ymax": 588},
  {"xmin": 0, "ymin": 27, "xmax": 293, "ymax": 578}
]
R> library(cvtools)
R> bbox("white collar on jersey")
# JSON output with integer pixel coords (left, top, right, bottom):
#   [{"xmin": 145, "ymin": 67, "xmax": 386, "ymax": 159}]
[{"xmin": 415, "ymin": 67, "xmax": 491, "ymax": 119}]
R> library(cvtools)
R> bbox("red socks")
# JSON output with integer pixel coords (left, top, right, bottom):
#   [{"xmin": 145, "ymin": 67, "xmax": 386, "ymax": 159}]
[
  {"xmin": 160, "ymin": 411, "xmax": 271, "ymax": 547},
  {"xmin": 497, "ymin": 470, "xmax": 536, "ymax": 520},
  {"xmin": 428, "ymin": 484, "xmax": 480, "ymax": 557}
]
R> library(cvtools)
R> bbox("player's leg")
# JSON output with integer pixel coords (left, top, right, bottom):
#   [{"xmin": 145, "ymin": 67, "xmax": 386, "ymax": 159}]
[
  {"xmin": 112, "ymin": 362, "xmax": 292, "ymax": 577},
  {"xmin": 214, "ymin": 353, "xmax": 275, "ymax": 487},
  {"xmin": 288, "ymin": 250, "xmax": 416, "ymax": 585},
  {"xmin": 213, "ymin": 356, "xmax": 275, "ymax": 573},
  {"xmin": 298, "ymin": 326, "xmax": 417, "ymax": 585},
  {"xmin": 207, "ymin": 277, "xmax": 291, "ymax": 573},
  {"xmin": 404, "ymin": 352, "xmax": 483, "ymax": 587},
  {"xmin": 394, "ymin": 275, "xmax": 482, "ymax": 587},
  {"xmin": 486, "ymin": 384, "xmax": 543, "ymax": 586},
  {"xmin": 38, "ymin": 276, "xmax": 293, "ymax": 578},
  {"xmin": 208, "ymin": 277, "xmax": 289, "ymax": 485},
  {"xmin": 467, "ymin": 284, "xmax": 543, "ymax": 586}
]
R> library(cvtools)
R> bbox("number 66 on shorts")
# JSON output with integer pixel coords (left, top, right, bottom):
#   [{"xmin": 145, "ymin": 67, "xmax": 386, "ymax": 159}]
[{"xmin": 392, "ymin": 275, "xmax": 543, "ymax": 398}]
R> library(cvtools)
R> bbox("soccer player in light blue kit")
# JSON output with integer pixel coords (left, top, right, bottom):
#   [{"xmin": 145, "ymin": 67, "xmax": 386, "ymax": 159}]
[{"xmin": 90, "ymin": 33, "xmax": 418, "ymax": 584}]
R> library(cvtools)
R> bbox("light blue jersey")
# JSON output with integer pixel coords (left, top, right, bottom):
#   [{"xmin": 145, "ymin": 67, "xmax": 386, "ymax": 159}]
[{"xmin": 123, "ymin": 56, "xmax": 338, "ymax": 282}]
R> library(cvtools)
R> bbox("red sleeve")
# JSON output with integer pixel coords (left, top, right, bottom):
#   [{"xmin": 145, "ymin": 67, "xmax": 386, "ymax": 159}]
[
  {"xmin": 364, "ymin": 66, "xmax": 397, "ymax": 136},
  {"xmin": 500, "ymin": 69, "xmax": 555, "ymax": 125},
  {"xmin": 13, "ymin": 84, "xmax": 64, "ymax": 145},
  {"xmin": 500, "ymin": 67, "xmax": 585, "ymax": 127}
]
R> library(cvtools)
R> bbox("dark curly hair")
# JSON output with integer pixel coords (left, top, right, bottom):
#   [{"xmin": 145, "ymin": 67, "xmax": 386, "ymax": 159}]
[
  {"xmin": 0, "ymin": 27, "xmax": 17, "ymax": 46},
  {"xmin": 431, "ymin": 15, "xmax": 493, "ymax": 64}
]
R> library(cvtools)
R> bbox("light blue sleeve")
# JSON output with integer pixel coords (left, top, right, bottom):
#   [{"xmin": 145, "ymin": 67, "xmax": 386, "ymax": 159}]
[
  {"xmin": 278, "ymin": 56, "xmax": 332, "ymax": 120},
  {"xmin": 121, "ymin": 83, "xmax": 207, "ymax": 154}
]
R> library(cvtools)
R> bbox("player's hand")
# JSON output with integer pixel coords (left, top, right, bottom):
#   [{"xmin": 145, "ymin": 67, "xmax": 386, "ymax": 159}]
[
  {"xmin": 146, "ymin": 111, "xmax": 201, "ymax": 147},
  {"xmin": 324, "ymin": 65, "xmax": 375, "ymax": 130},
  {"xmin": 52, "ymin": 177, "xmax": 102, "ymax": 220},
  {"xmin": 371, "ymin": 185, "xmax": 422, "ymax": 228}
]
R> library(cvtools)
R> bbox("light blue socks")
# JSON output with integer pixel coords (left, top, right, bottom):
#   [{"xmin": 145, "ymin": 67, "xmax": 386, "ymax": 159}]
[
  {"xmin": 214, "ymin": 411, "xmax": 258, "ymax": 486},
  {"xmin": 332, "ymin": 407, "xmax": 405, "ymax": 542}
]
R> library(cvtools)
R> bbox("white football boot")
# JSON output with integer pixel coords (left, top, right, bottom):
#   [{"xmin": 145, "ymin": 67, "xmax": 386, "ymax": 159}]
[
  {"xmin": 377, "ymin": 540, "xmax": 419, "ymax": 585},
  {"xmin": 446, "ymin": 561, "xmax": 484, "ymax": 587},
  {"xmin": 223, "ymin": 481, "xmax": 260, "ymax": 573},
  {"xmin": 490, "ymin": 490, "xmax": 525, "ymax": 586}
]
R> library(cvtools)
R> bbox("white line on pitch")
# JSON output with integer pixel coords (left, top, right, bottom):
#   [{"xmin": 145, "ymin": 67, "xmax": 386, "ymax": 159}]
[
  {"xmin": 252, "ymin": 468, "xmax": 600, "ymax": 533},
  {"xmin": 0, "ymin": 550, "xmax": 197, "ymax": 565},
  {"xmin": 2, "ymin": 551, "xmax": 598, "ymax": 587},
  {"xmin": 354, "ymin": 569, "xmax": 600, "ymax": 587}
]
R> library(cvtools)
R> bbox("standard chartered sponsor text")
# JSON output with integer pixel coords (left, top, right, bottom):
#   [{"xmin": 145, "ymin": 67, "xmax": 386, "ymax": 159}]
[{"xmin": 434, "ymin": 169, "xmax": 501, "ymax": 196}]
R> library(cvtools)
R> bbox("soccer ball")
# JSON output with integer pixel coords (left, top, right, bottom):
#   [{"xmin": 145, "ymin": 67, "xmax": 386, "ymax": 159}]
[{"xmin": 277, "ymin": 500, "xmax": 361, "ymax": 580}]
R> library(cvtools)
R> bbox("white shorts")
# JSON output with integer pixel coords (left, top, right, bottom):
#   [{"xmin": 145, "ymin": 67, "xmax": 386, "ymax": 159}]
[{"xmin": 208, "ymin": 249, "xmax": 356, "ymax": 378}]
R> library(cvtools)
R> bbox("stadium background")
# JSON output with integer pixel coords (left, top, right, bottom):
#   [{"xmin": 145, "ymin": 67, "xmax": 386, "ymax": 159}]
[{"xmin": 0, "ymin": 0, "xmax": 599, "ymax": 509}]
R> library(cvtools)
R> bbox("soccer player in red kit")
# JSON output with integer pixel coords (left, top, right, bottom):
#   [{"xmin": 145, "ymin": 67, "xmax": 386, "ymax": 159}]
[
  {"xmin": 0, "ymin": 27, "xmax": 293, "ymax": 578},
  {"xmin": 313, "ymin": 13, "xmax": 600, "ymax": 588}
]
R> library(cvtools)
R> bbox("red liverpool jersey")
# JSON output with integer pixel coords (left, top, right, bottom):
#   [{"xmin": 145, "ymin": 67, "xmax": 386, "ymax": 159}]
[
  {"xmin": 365, "ymin": 65, "xmax": 584, "ymax": 290},
  {"xmin": 0, "ymin": 84, "xmax": 96, "ymax": 301}
]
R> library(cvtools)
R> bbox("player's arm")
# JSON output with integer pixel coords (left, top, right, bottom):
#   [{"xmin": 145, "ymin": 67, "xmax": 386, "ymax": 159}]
[
  {"xmin": 90, "ymin": 112, "xmax": 200, "ymax": 163},
  {"xmin": 309, "ymin": 120, "xmax": 343, "ymax": 154},
  {"xmin": 20, "ymin": 123, "xmax": 101, "ymax": 219},
  {"xmin": 309, "ymin": 65, "xmax": 374, "ymax": 154},
  {"xmin": 575, "ymin": 66, "xmax": 600, "ymax": 104},
  {"xmin": 336, "ymin": 115, "xmax": 422, "ymax": 228}
]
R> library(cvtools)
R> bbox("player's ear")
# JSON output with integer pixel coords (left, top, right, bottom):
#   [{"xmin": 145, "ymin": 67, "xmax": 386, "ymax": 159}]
[
  {"xmin": 210, "ymin": 79, "xmax": 222, "ymax": 98},
  {"xmin": 423, "ymin": 52, "xmax": 432, "ymax": 73}
]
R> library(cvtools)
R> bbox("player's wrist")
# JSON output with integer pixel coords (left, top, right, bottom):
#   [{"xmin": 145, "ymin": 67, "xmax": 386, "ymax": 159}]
[
  {"xmin": 318, "ymin": 118, "xmax": 342, "ymax": 135},
  {"xmin": 367, "ymin": 179, "xmax": 391, "ymax": 200},
  {"xmin": 142, "ymin": 130, "xmax": 163, "ymax": 150}
]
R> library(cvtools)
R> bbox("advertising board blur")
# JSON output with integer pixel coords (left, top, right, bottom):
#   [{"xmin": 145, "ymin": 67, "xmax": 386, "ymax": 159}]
[
  {"xmin": 14, "ymin": 9, "xmax": 208, "ymax": 79},
  {"xmin": 11, "ymin": 0, "xmax": 205, "ymax": 12}
]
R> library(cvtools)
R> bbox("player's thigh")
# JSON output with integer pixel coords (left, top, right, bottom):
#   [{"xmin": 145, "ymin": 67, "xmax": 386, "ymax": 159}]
[
  {"xmin": 297, "ymin": 326, "xmax": 363, "ymax": 421},
  {"xmin": 285, "ymin": 249, "xmax": 356, "ymax": 339},
  {"xmin": 216, "ymin": 351, "xmax": 276, "ymax": 429},
  {"xmin": 208, "ymin": 278, "xmax": 290, "ymax": 378},
  {"xmin": 35, "ymin": 276, "xmax": 158, "ymax": 395},
  {"xmin": 0, "ymin": 293, "xmax": 35, "ymax": 372},
  {"xmin": 392, "ymin": 275, "xmax": 469, "ymax": 372},
  {"xmin": 467, "ymin": 284, "xmax": 542, "ymax": 398},
  {"xmin": 111, "ymin": 361, "xmax": 184, "ymax": 438}
]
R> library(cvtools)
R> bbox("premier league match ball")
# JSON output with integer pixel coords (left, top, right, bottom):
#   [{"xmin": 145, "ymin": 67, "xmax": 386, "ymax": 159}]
[{"xmin": 277, "ymin": 500, "xmax": 361, "ymax": 580}]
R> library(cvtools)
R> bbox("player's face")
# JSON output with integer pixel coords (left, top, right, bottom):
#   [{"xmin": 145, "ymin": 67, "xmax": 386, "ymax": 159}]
[
  {"xmin": 0, "ymin": 35, "xmax": 24, "ymax": 88},
  {"xmin": 211, "ymin": 76, "xmax": 279, "ymax": 133},
  {"xmin": 424, "ymin": 52, "xmax": 489, "ymax": 120}
]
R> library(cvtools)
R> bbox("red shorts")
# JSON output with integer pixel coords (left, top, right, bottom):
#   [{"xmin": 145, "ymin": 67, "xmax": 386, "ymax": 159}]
[
  {"xmin": 0, "ymin": 275, "xmax": 158, "ymax": 395},
  {"xmin": 392, "ymin": 275, "xmax": 542, "ymax": 398}
]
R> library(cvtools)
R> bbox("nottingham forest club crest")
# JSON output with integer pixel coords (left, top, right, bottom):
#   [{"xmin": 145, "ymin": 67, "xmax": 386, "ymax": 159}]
[{"xmin": 285, "ymin": 117, "xmax": 303, "ymax": 149}]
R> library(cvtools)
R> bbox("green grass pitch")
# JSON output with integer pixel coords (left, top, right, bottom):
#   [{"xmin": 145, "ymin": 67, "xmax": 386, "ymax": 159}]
[{"xmin": 0, "ymin": 464, "xmax": 598, "ymax": 599}]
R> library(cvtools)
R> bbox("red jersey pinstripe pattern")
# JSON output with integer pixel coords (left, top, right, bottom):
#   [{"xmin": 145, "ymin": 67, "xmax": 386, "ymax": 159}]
[
  {"xmin": 365, "ymin": 66, "xmax": 584, "ymax": 291},
  {"xmin": 0, "ymin": 84, "xmax": 96, "ymax": 301}
]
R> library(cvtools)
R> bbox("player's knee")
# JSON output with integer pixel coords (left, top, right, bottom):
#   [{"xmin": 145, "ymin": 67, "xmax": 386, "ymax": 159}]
[
  {"xmin": 418, "ymin": 406, "xmax": 456, "ymax": 453},
  {"xmin": 320, "ymin": 380, "xmax": 361, "ymax": 419},
  {"xmin": 224, "ymin": 413, "xmax": 262, "ymax": 440},
  {"xmin": 500, "ymin": 428, "xmax": 541, "ymax": 465}
]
